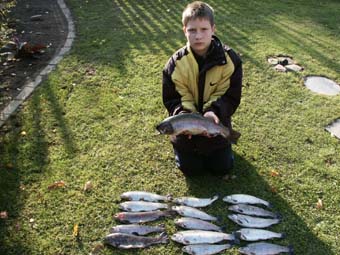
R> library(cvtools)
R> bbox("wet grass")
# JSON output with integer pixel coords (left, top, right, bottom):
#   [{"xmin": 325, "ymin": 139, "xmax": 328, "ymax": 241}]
[{"xmin": 0, "ymin": 0, "xmax": 339, "ymax": 254}]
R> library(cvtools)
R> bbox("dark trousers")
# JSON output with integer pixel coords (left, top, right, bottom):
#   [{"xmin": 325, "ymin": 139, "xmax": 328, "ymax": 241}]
[{"xmin": 173, "ymin": 144, "xmax": 234, "ymax": 177}]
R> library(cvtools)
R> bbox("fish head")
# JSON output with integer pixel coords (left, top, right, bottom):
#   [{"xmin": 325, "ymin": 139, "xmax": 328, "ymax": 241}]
[{"xmin": 156, "ymin": 121, "xmax": 174, "ymax": 135}]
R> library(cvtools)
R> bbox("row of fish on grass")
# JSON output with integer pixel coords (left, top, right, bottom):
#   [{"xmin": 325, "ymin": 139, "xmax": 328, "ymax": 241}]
[
  {"xmin": 103, "ymin": 191, "xmax": 293, "ymax": 254},
  {"xmin": 224, "ymin": 194, "xmax": 294, "ymax": 255}
]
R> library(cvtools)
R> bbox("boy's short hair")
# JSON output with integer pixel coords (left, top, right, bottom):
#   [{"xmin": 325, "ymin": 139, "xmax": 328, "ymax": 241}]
[{"xmin": 182, "ymin": 1, "xmax": 214, "ymax": 27}]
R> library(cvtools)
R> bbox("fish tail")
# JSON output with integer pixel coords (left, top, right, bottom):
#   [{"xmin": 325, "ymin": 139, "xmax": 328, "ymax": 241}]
[
  {"xmin": 229, "ymin": 129, "xmax": 241, "ymax": 144},
  {"xmin": 232, "ymin": 230, "xmax": 242, "ymax": 240},
  {"xmin": 231, "ymin": 233, "xmax": 240, "ymax": 244},
  {"xmin": 165, "ymin": 209, "xmax": 177, "ymax": 217},
  {"xmin": 288, "ymin": 245, "xmax": 294, "ymax": 254},
  {"xmin": 159, "ymin": 232, "xmax": 169, "ymax": 243}
]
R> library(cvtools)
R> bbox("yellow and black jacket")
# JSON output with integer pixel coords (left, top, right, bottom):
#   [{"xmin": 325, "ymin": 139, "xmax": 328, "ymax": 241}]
[{"xmin": 162, "ymin": 36, "xmax": 242, "ymax": 154}]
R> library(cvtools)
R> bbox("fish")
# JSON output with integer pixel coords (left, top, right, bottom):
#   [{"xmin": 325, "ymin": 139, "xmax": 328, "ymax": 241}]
[
  {"xmin": 182, "ymin": 244, "xmax": 232, "ymax": 255},
  {"xmin": 109, "ymin": 224, "xmax": 165, "ymax": 236},
  {"xmin": 239, "ymin": 242, "xmax": 294, "ymax": 255},
  {"xmin": 228, "ymin": 204, "xmax": 281, "ymax": 218},
  {"xmin": 114, "ymin": 210, "xmax": 175, "ymax": 223},
  {"xmin": 228, "ymin": 214, "xmax": 280, "ymax": 228},
  {"xmin": 173, "ymin": 195, "xmax": 219, "ymax": 208},
  {"xmin": 104, "ymin": 232, "xmax": 168, "ymax": 249},
  {"xmin": 171, "ymin": 230, "xmax": 237, "ymax": 245},
  {"xmin": 156, "ymin": 113, "xmax": 240, "ymax": 143},
  {"xmin": 120, "ymin": 191, "xmax": 171, "ymax": 202},
  {"xmin": 171, "ymin": 206, "xmax": 218, "ymax": 221},
  {"xmin": 222, "ymin": 194, "xmax": 272, "ymax": 208},
  {"xmin": 119, "ymin": 201, "xmax": 169, "ymax": 212},
  {"xmin": 234, "ymin": 228, "xmax": 285, "ymax": 241},
  {"xmin": 175, "ymin": 217, "xmax": 223, "ymax": 232}
]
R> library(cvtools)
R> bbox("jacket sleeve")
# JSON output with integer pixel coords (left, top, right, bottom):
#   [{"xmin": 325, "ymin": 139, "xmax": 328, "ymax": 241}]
[
  {"xmin": 204, "ymin": 49, "xmax": 242, "ymax": 126},
  {"xmin": 162, "ymin": 57, "xmax": 194, "ymax": 116}
]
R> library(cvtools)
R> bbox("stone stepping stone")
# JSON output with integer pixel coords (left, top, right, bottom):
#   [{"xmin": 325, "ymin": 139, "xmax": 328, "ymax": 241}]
[
  {"xmin": 267, "ymin": 55, "xmax": 303, "ymax": 72},
  {"xmin": 325, "ymin": 119, "xmax": 340, "ymax": 139},
  {"xmin": 304, "ymin": 76, "xmax": 340, "ymax": 96}
]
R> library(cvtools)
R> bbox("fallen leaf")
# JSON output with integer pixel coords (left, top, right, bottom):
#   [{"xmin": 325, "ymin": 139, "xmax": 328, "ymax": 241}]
[
  {"xmin": 83, "ymin": 181, "xmax": 93, "ymax": 192},
  {"xmin": 0, "ymin": 211, "xmax": 8, "ymax": 219},
  {"xmin": 73, "ymin": 223, "xmax": 79, "ymax": 238},
  {"xmin": 6, "ymin": 163, "xmax": 14, "ymax": 169},
  {"xmin": 270, "ymin": 169, "xmax": 280, "ymax": 177},
  {"xmin": 222, "ymin": 174, "xmax": 230, "ymax": 181},
  {"xmin": 48, "ymin": 180, "xmax": 66, "ymax": 190},
  {"xmin": 270, "ymin": 186, "xmax": 278, "ymax": 193},
  {"xmin": 316, "ymin": 198, "xmax": 323, "ymax": 209},
  {"xmin": 90, "ymin": 243, "xmax": 104, "ymax": 255}
]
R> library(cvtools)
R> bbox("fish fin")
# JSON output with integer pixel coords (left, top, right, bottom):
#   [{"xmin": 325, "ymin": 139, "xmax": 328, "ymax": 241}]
[
  {"xmin": 212, "ymin": 194, "xmax": 220, "ymax": 201},
  {"xmin": 216, "ymin": 216, "xmax": 223, "ymax": 225},
  {"xmin": 229, "ymin": 129, "xmax": 241, "ymax": 144},
  {"xmin": 267, "ymin": 202, "xmax": 273, "ymax": 208},
  {"xmin": 288, "ymin": 245, "xmax": 294, "ymax": 254},
  {"xmin": 275, "ymin": 212, "xmax": 283, "ymax": 219}
]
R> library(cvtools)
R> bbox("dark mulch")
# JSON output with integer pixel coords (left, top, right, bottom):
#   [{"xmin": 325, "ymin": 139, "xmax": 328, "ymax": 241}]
[{"xmin": 0, "ymin": 0, "xmax": 68, "ymax": 113}]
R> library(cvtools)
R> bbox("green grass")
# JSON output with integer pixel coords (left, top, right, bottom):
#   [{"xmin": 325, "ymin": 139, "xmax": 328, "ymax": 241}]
[{"xmin": 1, "ymin": 0, "xmax": 339, "ymax": 254}]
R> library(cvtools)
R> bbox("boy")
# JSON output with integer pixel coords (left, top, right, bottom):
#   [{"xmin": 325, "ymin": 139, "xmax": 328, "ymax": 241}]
[{"xmin": 162, "ymin": 1, "xmax": 242, "ymax": 176}]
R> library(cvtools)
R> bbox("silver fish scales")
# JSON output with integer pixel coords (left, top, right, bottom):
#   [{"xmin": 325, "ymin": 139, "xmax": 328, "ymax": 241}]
[
  {"xmin": 175, "ymin": 217, "xmax": 223, "ymax": 232},
  {"xmin": 171, "ymin": 206, "xmax": 218, "ymax": 221},
  {"xmin": 109, "ymin": 224, "xmax": 165, "ymax": 236},
  {"xmin": 228, "ymin": 214, "xmax": 280, "ymax": 228},
  {"xmin": 228, "ymin": 204, "xmax": 281, "ymax": 218},
  {"xmin": 171, "ymin": 230, "xmax": 236, "ymax": 245},
  {"xmin": 234, "ymin": 228, "xmax": 285, "ymax": 241},
  {"xmin": 223, "ymin": 194, "xmax": 272, "ymax": 208},
  {"xmin": 119, "ymin": 201, "xmax": 168, "ymax": 212},
  {"xmin": 120, "ymin": 191, "xmax": 171, "ymax": 202},
  {"xmin": 239, "ymin": 242, "xmax": 294, "ymax": 255},
  {"xmin": 173, "ymin": 195, "xmax": 219, "ymax": 208},
  {"xmin": 156, "ymin": 113, "xmax": 240, "ymax": 143},
  {"xmin": 104, "ymin": 232, "xmax": 168, "ymax": 249},
  {"xmin": 182, "ymin": 244, "xmax": 232, "ymax": 255}
]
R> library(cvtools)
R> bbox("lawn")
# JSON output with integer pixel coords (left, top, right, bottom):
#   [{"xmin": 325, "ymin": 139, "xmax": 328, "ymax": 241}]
[{"xmin": 0, "ymin": 0, "xmax": 339, "ymax": 254}]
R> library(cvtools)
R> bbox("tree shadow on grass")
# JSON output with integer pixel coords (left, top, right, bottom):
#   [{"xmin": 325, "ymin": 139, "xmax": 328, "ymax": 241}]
[
  {"xmin": 184, "ymin": 152, "xmax": 334, "ymax": 255},
  {"xmin": 0, "ymin": 81, "xmax": 77, "ymax": 254}
]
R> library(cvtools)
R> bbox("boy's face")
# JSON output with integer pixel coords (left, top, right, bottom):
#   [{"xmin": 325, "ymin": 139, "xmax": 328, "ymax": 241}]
[{"xmin": 183, "ymin": 18, "xmax": 215, "ymax": 57}]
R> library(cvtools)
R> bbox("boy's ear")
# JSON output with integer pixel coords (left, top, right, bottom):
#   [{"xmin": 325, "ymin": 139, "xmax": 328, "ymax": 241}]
[
  {"xmin": 212, "ymin": 24, "xmax": 216, "ymax": 34},
  {"xmin": 183, "ymin": 26, "xmax": 187, "ymax": 34}
]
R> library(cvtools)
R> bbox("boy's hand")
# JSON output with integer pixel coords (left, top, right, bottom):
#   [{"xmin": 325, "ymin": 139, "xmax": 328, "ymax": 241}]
[{"xmin": 203, "ymin": 111, "xmax": 219, "ymax": 124}]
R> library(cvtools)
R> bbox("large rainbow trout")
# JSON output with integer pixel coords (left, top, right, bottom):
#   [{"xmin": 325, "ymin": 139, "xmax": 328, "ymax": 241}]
[{"xmin": 156, "ymin": 113, "xmax": 240, "ymax": 143}]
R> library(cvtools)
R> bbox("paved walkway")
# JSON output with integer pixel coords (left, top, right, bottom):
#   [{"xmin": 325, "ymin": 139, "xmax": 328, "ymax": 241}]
[{"xmin": 0, "ymin": 0, "xmax": 75, "ymax": 127}]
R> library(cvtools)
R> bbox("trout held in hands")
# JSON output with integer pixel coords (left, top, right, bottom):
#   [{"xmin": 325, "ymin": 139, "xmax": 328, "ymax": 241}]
[{"xmin": 156, "ymin": 113, "xmax": 240, "ymax": 143}]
